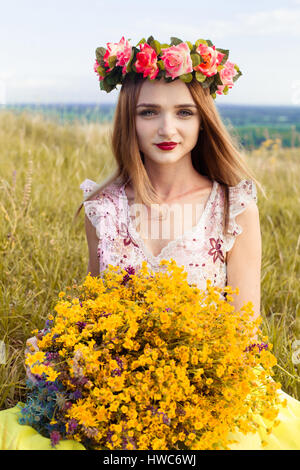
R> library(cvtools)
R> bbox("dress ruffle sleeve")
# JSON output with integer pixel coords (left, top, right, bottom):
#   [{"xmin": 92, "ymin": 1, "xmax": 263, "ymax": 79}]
[
  {"xmin": 79, "ymin": 179, "xmax": 118, "ymax": 241},
  {"xmin": 80, "ymin": 178, "xmax": 102, "ymax": 202},
  {"xmin": 224, "ymin": 179, "xmax": 258, "ymax": 252}
]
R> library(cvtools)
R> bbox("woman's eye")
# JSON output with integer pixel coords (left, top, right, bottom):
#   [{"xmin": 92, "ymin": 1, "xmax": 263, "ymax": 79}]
[
  {"xmin": 139, "ymin": 110, "xmax": 156, "ymax": 116},
  {"xmin": 139, "ymin": 109, "xmax": 193, "ymax": 117},
  {"xmin": 179, "ymin": 110, "xmax": 193, "ymax": 117}
]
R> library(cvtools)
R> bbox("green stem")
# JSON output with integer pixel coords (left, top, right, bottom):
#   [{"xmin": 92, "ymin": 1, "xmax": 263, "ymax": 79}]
[{"xmin": 274, "ymin": 363, "xmax": 300, "ymax": 382}]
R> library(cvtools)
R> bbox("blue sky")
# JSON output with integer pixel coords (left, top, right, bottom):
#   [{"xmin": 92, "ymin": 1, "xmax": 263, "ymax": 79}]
[{"xmin": 1, "ymin": 0, "xmax": 300, "ymax": 105}]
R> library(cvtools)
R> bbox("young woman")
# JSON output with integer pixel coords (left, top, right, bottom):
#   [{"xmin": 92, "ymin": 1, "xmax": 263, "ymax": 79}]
[{"xmin": 0, "ymin": 36, "xmax": 299, "ymax": 450}]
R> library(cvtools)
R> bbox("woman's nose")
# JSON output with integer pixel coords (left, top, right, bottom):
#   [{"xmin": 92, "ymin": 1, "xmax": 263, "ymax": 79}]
[{"xmin": 157, "ymin": 113, "xmax": 176, "ymax": 136}]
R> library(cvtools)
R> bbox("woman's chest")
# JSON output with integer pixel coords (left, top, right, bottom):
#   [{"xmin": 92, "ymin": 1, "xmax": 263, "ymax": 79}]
[
  {"xmin": 97, "ymin": 185, "xmax": 227, "ymax": 290},
  {"xmin": 126, "ymin": 189, "xmax": 212, "ymax": 258}
]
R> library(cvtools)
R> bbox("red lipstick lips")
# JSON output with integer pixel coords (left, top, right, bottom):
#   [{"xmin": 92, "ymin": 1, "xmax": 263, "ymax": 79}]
[{"xmin": 155, "ymin": 142, "xmax": 178, "ymax": 150}]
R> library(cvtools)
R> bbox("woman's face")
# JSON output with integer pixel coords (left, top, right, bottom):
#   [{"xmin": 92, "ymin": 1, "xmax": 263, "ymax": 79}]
[{"xmin": 135, "ymin": 78, "xmax": 201, "ymax": 166}]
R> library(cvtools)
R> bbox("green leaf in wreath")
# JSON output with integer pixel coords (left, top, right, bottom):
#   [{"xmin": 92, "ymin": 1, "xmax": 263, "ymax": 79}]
[
  {"xmin": 108, "ymin": 55, "xmax": 117, "ymax": 69},
  {"xmin": 233, "ymin": 70, "xmax": 242, "ymax": 82},
  {"xmin": 160, "ymin": 43, "xmax": 170, "ymax": 50},
  {"xmin": 106, "ymin": 75, "xmax": 117, "ymax": 86},
  {"xmin": 195, "ymin": 39, "xmax": 208, "ymax": 48},
  {"xmin": 191, "ymin": 53, "xmax": 201, "ymax": 67},
  {"xmin": 201, "ymin": 78, "xmax": 213, "ymax": 89},
  {"xmin": 96, "ymin": 66, "xmax": 107, "ymax": 77},
  {"xmin": 157, "ymin": 60, "xmax": 165, "ymax": 71},
  {"xmin": 100, "ymin": 78, "xmax": 115, "ymax": 93},
  {"xmin": 96, "ymin": 47, "xmax": 107, "ymax": 64},
  {"xmin": 215, "ymin": 73, "xmax": 223, "ymax": 86},
  {"xmin": 186, "ymin": 41, "xmax": 193, "ymax": 51},
  {"xmin": 203, "ymin": 76, "xmax": 215, "ymax": 88},
  {"xmin": 100, "ymin": 57, "xmax": 106, "ymax": 68},
  {"xmin": 170, "ymin": 37, "xmax": 183, "ymax": 46},
  {"xmin": 179, "ymin": 73, "xmax": 193, "ymax": 83},
  {"xmin": 126, "ymin": 47, "xmax": 136, "ymax": 73},
  {"xmin": 195, "ymin": 71, "xmax": 206, "ymax": 82},
  {"xmin": 147, "ymin": 35, "xmax": 155, "ymax": 45},
  {"xmin": 150, "ymin": 40, "xmax": 161, "ymax": 55},
  {"xmin": 136, "ymin": 38, "xmax": 146, "ymax": 47},
  {"xmin": 210, "ymin": 82, "xmax": 218, "ymax": 94},
  {"xmin": 104, "ymin": 66, "xmax": 122, "ymax": 86}
]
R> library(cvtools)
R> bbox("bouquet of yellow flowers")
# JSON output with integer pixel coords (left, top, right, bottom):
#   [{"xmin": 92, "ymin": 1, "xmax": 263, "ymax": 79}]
[{"xmin": 20, "ymin": 259, "xmax": 285, "ymax": 450}]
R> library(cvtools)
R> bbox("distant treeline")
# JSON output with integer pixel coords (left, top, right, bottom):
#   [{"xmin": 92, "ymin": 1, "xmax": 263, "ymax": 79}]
[
  {"xmin": 1, "ymin": 103, "xmax": 300, "ymax": 150},
  {"xmin": 218, "ymin": 104, "xmax": 300, "ymax": 150}
]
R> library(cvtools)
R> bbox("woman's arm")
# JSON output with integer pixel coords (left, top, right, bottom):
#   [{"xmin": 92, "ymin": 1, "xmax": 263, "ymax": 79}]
[
  {"xmin": 84, "ymin": 214, "xmax": 100, "ymax": 277},
  {"xmin": 24, "ymin": 213, "xmax": 100, "ymax": 374},
  {"xmin": 226, "ymin": 201, "xmax": 262, "ymax": 339}
]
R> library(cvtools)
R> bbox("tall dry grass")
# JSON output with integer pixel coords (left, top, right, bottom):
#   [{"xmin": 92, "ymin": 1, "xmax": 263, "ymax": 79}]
[{"xmin": 0, "ymin": 110, "xmax": 299, "ymax": 409}]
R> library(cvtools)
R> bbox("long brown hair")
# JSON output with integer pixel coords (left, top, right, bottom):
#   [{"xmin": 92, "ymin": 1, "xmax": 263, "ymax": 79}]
[{"xmin": 73, "ymin": 73, "xmax": 263, "ymax": 235}]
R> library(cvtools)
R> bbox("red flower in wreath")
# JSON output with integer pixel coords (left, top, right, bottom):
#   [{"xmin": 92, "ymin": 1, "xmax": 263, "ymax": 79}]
[{"xmin": 208, "ymin": 237, "xmax": 225, "ymax": 263}]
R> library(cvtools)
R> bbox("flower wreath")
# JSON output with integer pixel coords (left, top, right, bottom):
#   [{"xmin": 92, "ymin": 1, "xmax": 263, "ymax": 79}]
[{"xmin": 94, "ymin": 35, "xmax": 242, "ymax": 99}]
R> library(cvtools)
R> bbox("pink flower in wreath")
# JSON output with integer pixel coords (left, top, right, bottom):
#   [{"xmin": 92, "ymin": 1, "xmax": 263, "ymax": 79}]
[
  {"xmin": 160, "ymin": 42, "xmax": 193, "ymax": 79},
  {"xmin": 216, "ymin": 61, "xmax": 238, "ymax": 95},
  {"xmin": 103, "ymin": 36, "xmax": 132, "ymax": 74},
  {"xmin": 208, "ymin": 237, "xmax": 225, "ymax": 263},
  {"xmin": 135, "ymin": 43, "xmax": 159, "ymax": 80},
  {"xmin": 194, "ymin": 43, "xmax": 225, "ymax": 77}
]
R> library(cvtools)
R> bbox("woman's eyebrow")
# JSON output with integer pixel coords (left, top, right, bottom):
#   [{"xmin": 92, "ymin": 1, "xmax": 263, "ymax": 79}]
[{"xmin": 136, "ymin": 103, "xmax": 198, "ymax": 108}]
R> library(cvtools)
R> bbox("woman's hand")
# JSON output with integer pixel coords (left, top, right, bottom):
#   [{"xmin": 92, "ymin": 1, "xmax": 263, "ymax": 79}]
[{"xmin": 24, "ymin": 336, "xmax": 40, "ymax": 383}]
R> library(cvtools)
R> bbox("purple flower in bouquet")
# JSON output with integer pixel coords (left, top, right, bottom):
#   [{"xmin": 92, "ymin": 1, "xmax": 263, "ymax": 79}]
[{"xmin": 50, "ymin": 430, "xmax": 62, "ymax": 447}]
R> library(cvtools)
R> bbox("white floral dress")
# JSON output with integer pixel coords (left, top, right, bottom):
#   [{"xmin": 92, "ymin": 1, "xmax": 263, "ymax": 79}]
[{"xmin": 79, "ymin": 176, "xmax": 258, "ymax": 297}]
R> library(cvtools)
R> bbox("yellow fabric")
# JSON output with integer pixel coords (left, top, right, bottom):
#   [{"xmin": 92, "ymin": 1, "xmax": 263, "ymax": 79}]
[
  {"xmin": 226, "ymin": 388, "xmax": 300, "ymax": 450},
  {"xmin": 0, "ymin": 403, "xmax": 85, "ymax": 450},
  {"xmin": 0, "ymin": 391, "xmax": 299, "ymax": 450}
]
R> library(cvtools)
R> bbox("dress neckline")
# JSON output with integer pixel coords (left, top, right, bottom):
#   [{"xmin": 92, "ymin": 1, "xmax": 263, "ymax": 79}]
[{"xmin": 119, "ymin": 178, "xmax": 218, "ymax": 262}]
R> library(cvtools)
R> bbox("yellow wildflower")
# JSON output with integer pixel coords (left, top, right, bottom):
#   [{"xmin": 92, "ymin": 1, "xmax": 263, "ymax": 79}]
[{"xmin": 45, "ymin": 368, "xmax": 60, "ymax": 382}]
